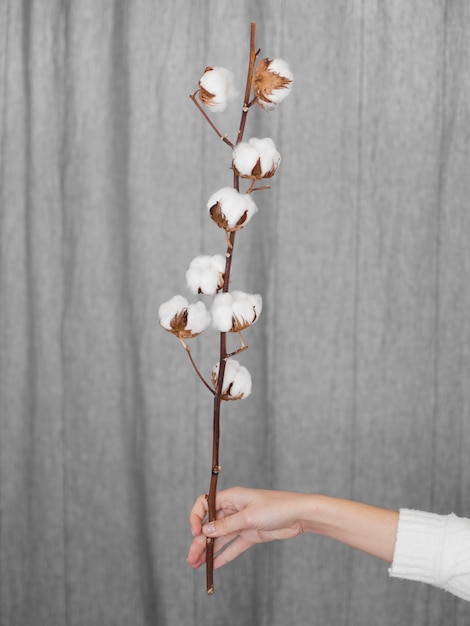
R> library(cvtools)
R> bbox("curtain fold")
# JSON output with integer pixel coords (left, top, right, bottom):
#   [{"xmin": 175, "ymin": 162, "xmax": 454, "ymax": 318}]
[{"xmin": 1, "ymin": 1, "xmax": 469, "ymax": 624}]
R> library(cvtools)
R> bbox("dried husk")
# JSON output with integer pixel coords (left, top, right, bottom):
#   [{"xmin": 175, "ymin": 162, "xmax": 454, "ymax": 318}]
[
  {"xmin": 208, "ymin": 201, "xmax": 249, "ymax": 231},
  {"xmin": 165, "ymin": 309, "xmax": 200, "ymax": 339},
  {"xmin": 253, "ymin": 58, "xmax": 292, "ymax": 108}
]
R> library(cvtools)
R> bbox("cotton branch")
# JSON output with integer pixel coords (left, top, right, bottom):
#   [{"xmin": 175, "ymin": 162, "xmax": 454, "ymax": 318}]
[
  {"xmin": 205, "ymin": 23, "xmax": 258, "ymax": 595},
  {"xmin": 169, "ymin": 19, "xmax": 293, "ymax": 595}
]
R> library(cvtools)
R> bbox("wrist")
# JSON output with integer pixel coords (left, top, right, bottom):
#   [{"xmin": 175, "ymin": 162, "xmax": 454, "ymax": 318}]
[{"xmin": 290, "ymin": 493, "xmax": 329, "ymax": 534}]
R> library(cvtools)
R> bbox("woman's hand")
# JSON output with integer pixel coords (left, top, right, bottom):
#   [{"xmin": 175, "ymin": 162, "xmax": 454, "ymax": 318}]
[{"xmin": 187, "ymin": 486, "xmax": 310, "ymax": 569}]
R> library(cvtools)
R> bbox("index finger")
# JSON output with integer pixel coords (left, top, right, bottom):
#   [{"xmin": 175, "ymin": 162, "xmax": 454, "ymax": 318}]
[{"xmin": 189, "ymin": 493, "xmax": 209, "ymax": 536}]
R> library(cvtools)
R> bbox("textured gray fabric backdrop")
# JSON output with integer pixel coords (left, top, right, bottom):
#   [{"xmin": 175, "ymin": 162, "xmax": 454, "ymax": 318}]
[{"xmin": 0, "ymin": 1, "xmax": 469, "ymax": 624}]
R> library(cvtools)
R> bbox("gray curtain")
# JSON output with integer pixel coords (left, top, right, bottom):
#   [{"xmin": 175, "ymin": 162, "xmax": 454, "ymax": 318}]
[{"xmin": 1, "ymin": 1, "xmax": 469, "ymax": 624}]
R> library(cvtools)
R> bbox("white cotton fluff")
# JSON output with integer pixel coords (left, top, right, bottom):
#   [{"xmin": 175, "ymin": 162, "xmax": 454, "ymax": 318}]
[
  {"xmin": 212, "ymin": 359, "xmax": 252, "ymax": 399},
  {"xmin": 211, "ymin": 291, "xmax": 262, "ymax": 332},
  {"xmin": 158, "ymin": 295, "xmax": 210, "ymax": 334},
  {"xmin": 186, "ymin": 255, "xmax": 225, "ymax": 295},
  {"xmin": 251, "ymin": 138, "xmax": 281, "ymax": 174},
  {"xmin": 231, "ymin": 144, "xmax": 260, "ymax": 177},
  {"xmin": 211, "ymin": 293, "xmax": 234, "ymax": 332},
  {"xmin": 268, "ymin": 59, "xmax": 294, "ymax": 84},
  {"xmin": 232, "ymin": 291, "xmax": 262, "ymax": 325},
  {"xmin": 158, "ymin": 295, "xmax": 189, "ymax": 330},
  {"xmin": 199, "ymin": 67, "xmax": 237, "ymax": 113},
  {"xmin": 207, "ymin": 187, "xmax": 258, "ymax": 228},
  {"xmin": 186, "ymin": 301, "xmax": 211, "ymax": 334},
  {"xmin": 232, "ymin": 137, "xmax": 280, "ymax": 177}
]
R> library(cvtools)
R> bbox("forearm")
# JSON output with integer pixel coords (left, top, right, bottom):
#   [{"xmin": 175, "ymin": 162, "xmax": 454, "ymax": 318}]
[
  {"xmin": 299, "ymin": 494, "xmax": 399, "ymax": 562},
  {"xmin": 187, "ymin": 487, "xmax": 400, "ymax": 570}
]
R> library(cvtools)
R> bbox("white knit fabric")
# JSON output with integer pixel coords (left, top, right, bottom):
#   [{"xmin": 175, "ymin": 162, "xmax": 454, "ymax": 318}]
[{"xmin": 389, "ymin": 509, "xmax": 470, "ymax": 601}]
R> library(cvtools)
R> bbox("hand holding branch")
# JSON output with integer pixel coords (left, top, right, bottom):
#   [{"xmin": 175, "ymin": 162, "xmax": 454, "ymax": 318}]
[{"xmin": 187, "ymin": 486, "xmax": 399, "ymax": 570}]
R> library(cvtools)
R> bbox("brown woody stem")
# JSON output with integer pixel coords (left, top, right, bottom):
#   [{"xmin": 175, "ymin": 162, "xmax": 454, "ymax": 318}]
[
  {"xmin": 205, "ymin": 22, "xmax": 258, "ymax": 595},
  {"xmin": 206, "ymin": 22, "xmax": 259, "ymax": 595},
  {"xmin": 206, "ymin": 229, "xmax": 236, "ymax": 595},
  {"xmin": 236, "ymin": 23, "xmax": 259, "ymax": 146}
]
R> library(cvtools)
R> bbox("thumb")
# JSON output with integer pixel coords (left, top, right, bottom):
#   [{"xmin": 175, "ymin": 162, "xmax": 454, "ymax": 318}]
[{"xmin": 203, "ymin": 511, "xmax": 247, "ymax": 537}]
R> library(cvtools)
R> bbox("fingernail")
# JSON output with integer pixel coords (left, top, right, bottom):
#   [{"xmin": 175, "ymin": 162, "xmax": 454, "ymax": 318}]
[{"xmin": 203, "ymin": 523, "xmax": 215, "ymax": 534}]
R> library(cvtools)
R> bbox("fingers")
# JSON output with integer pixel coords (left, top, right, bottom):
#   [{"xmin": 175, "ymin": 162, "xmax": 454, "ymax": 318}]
[
  {"xmin": 213, "ymin": 535, "xmax": 255, "ymax": 569},
  {"xmin": 189, "ymin": 486, "xmax": 250, "ymax": 537},
  {"xmin": 188, "ymin": 487, "xmax": 255, "ymax": 570},
  {"xmin": 187, "ymin": 531, "xmax": 241, "ymax": 569},
  {"xmin": 202, "ymin": 508, "xmax": 248, "ymax": 538},
  {"xmin": 189, "ymin": 492, "xmax": 209, "ymax": 537},
  {"xmin": 186, "ymin": 533, "xmax": 207, "ymax": 569}
]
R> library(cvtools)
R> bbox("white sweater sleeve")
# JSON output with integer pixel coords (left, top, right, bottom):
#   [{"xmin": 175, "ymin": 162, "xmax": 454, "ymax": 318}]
[{"xmin": 389, "ymin": 508, "xmax": 470, "ymax": 601}]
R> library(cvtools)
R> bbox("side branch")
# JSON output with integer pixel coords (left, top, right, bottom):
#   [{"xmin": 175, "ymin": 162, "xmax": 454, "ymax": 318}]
[
  {"xmin": 181, "ymin": 341, "xmax": 215, "ymax": 395},
  {"xmin": 190, "ymin": 92, "xmax": 234, "ymax": 148}
]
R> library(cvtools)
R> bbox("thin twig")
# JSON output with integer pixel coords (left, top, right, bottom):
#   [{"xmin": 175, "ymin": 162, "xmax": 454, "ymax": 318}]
[
  {"xmin": 180, "ymin": 340, "xmax": 215, "ymax": 395},
  {"xmin": 190, "ymin": 92, "xmax": 234, "ymax": 148},
  {"xmin": 226, "ymin": 345, "xmax": 249, "ymax": 359}
]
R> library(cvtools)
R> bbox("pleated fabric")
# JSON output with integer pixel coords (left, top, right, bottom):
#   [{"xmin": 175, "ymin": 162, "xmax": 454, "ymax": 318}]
[{"xmin": 0, "ymin": 1, "xmax": 469, "ymax": 624}]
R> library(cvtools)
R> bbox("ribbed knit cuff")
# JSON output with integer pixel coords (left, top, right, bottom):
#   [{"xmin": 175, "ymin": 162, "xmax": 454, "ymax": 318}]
[{"xmin": 389, "ymin": 508, "xmax": 446, "ymax": 585}]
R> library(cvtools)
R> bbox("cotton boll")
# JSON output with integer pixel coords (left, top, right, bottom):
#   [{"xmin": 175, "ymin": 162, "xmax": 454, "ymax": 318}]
[
  {"xmin": 212, "ymin": 359, "xmax": 252, "ymax": 400},
  {"xmin": 158, "ymin": 295, "xmax": 189, "ymax": 330},
  {"xmin": 158, "ymin": 295, "xmax": 210, "ymax": 339},
  {"xmin": 207, "ymin": 187, "xmax": 258, "ymax": 230},
  {"xmin": 212, "ymin": 291, "xmax": 262, "ymax": 332},
  {"xmin": 186, "ymin": 255, "xmax": 225, "ymax": 295},
  {"xmin": 253, "ymin": 58, "xmax": 293, "ymax": 111},
  {"xmin": 232, "ymin": 138, "xmax": 280, "ymax": 179},
  {"xmin": 198, "ymin": 67, "xmax": 237, "ymax": 113}
]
